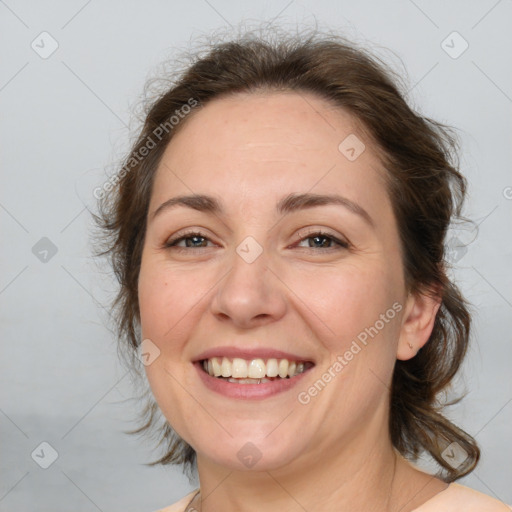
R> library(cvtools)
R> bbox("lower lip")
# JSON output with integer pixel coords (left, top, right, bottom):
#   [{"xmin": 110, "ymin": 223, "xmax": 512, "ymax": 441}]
[{"xmin": 194, "ymin": 362, "xmax": 312, "ymax": 400}]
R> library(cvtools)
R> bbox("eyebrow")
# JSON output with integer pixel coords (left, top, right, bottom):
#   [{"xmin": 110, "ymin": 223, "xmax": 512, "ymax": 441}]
[{"xmin": 151, "ymin": 192, "xmax": 374, "ymax": 226}]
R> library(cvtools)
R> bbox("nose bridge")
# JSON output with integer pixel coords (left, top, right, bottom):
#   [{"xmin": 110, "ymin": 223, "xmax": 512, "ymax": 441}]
[{"xmin": 211, "ymin": 233, "xmax": 287, "ymax": 327}]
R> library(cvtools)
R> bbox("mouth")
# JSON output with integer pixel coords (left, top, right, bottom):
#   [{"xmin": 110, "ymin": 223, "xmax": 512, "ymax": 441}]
[
  {"xmin": 199, "ymin": 357, "xmax": 315, "ymax": 383},
  {"xmin": 193, "ymin": 353, "xmax": 315, "ymax": 400}
]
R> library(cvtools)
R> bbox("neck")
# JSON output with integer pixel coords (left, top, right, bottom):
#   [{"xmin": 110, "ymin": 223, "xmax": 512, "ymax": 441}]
[{"xmin": 194, "ymin": 410, "xmax": 407, "ymax": 512}]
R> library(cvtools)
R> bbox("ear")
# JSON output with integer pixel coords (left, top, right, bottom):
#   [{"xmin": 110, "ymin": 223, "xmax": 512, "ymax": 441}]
[{"xmin": 397, "ymin": 287, "xmax": 442, "ymax": 361}]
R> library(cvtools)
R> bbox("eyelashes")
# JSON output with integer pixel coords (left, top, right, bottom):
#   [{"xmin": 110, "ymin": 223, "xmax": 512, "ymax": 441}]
[
  {"xmin": 295, "ymin": 229, "xmax": 350, "ymax": 250},
  {"xmin": 164, "ymin": 231, "xmax": 211, "ymax": 249},
  {"xmin": 163, "ymin": 229, "xmax": 350, "ymax": 252}
]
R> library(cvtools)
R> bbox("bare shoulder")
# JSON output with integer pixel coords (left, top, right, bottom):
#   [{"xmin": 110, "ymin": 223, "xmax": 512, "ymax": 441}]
[
  {"xmin": 414, "ymin": 483, "xmax": 511, "ymax": 511},
  {"xmin": 153, "ymin": 490, "xmax": 199, "ymax": 512}
]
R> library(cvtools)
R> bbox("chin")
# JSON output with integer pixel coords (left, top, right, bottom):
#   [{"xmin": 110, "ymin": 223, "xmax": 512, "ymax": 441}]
[{"xmin": 192, "ymin": 431, "xmax": 306, "ymax": 472}]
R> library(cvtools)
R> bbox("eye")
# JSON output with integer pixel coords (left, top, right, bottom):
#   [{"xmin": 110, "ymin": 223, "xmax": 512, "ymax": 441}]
[
  {"xmin": 164, "ymin": 230, "xmax": 215, "ymax": 249},
  {"xmin": 294, "ymin": 230, "xmax": 350, "ymax": 251},
  {"xmin": 164, "ymin": 229, "xmax": 350, "ymax": 252}
]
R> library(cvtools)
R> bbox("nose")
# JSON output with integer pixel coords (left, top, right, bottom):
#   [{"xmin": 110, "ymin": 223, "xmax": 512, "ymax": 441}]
[{"xmin": 210, "ymin": 242, "xmax": 287, "ymax": 329}]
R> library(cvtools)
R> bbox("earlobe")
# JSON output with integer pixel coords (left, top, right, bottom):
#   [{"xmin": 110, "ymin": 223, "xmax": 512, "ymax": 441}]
[{"xmin": 397, "ymin": 289, "xmax": 442, "ymax": 361}]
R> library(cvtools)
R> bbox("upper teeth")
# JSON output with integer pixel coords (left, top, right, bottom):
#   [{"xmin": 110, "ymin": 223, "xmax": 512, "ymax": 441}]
[{"xmin": 202, "ymin": 357, "xmax": 306, "ymax": 378}]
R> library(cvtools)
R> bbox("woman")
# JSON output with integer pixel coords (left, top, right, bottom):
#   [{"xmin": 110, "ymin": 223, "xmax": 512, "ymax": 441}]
[{"xmin": 94, "ymin": 28, "xmax": 509, "ymax": 511}]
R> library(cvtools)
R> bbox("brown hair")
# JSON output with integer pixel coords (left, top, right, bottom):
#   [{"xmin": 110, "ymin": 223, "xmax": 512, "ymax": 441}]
[{"xmin": 93, "ymin": 26, "xmax": 478, "ymax": 481}]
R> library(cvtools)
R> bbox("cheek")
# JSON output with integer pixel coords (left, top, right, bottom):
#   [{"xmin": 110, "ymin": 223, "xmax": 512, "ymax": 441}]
[
  {"xmin": 138, "ymin": 261, "xmax": 202, "ymax": 437},
  {"xmin": 138, "ymin": 259, "xmax": 209, "ymax": 348},
  {"xmin": 284, "ymin": 261, "xmax": 402, "ymax": 349},
  {"xmin": 286, "ymin": 262, "xmax": 404, "ymax": 403},
  {"xmin": 138, "ymin": 267, "xmax": 170, "ymax": 340}
]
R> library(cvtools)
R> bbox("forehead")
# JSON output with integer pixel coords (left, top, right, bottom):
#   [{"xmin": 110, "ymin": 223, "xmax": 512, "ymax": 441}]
[
  {"xmin": 162, "ymin": 91, "xmax": 368, "ymax": 162},
  {"xmin": 151, "ymin": 91, "xmax": 388, "ymax": 213}
]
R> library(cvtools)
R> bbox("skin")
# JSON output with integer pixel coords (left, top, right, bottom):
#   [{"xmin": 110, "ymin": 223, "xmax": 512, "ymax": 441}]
[{"xmin": 138, "ymin": 91, "xmax": 447, "ymax": 511}]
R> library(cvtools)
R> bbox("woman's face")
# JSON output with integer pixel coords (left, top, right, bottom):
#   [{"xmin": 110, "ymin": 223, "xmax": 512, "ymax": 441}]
[{"xmin": 138, "ymin": 91, "xmax": 412, "ymax": 471}]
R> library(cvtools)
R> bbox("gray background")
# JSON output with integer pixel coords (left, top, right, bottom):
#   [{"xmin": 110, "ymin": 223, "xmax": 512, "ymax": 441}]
[{"xmin": 1, "ymin": 1, "xmax": 511, "ymax": 511}]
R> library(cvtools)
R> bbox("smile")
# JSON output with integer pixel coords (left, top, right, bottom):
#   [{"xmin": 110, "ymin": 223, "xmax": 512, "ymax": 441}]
[
  {"xmin": 201, "ymin": 357, "xmax": 312, "ymax": 383},
  {"xmin": 194, "ymin": 351, "xmax": 314, "ymax": 399}
]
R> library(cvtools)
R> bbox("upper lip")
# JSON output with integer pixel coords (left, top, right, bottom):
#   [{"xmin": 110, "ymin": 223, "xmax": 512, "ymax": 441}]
[{"xmin": 194, "ymin": 346, "xmax": 314, "ymax": 363}]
